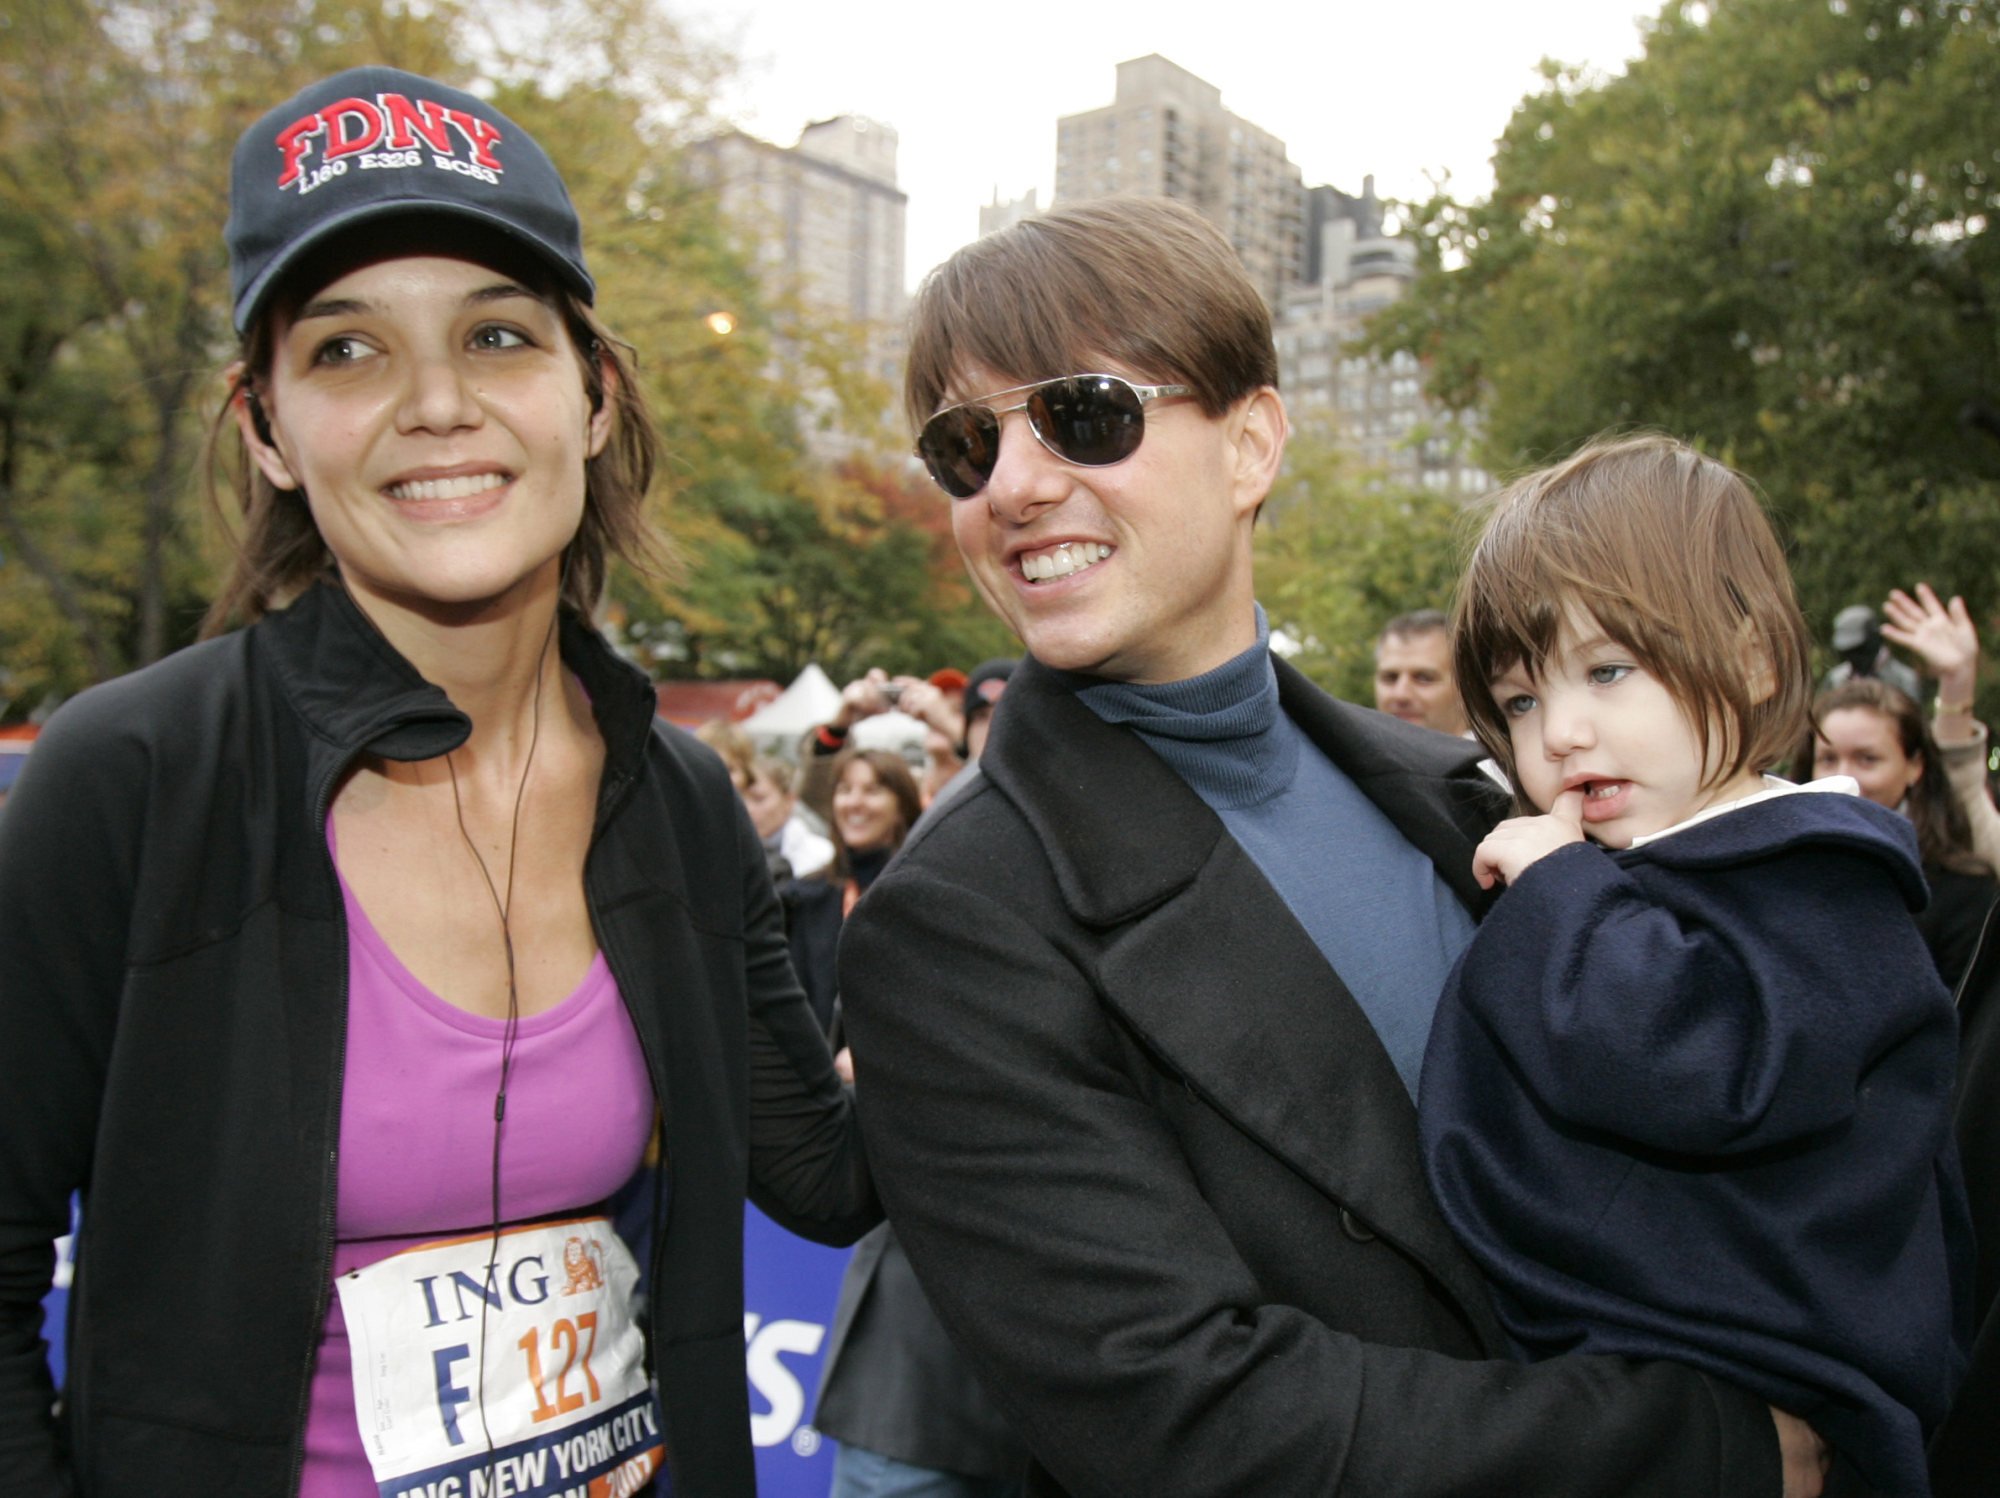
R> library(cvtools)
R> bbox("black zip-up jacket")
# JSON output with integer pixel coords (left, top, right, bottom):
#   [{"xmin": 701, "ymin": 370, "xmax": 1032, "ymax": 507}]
[{"xmin": 0, "ymin": 580, "xmax": 877, "ymax": 1495}]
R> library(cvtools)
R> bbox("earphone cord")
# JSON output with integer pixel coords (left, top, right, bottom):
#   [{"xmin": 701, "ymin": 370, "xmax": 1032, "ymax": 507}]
[{"xmin": 453, "ymin": 601, "xmax": 558, "ymax": 1472}]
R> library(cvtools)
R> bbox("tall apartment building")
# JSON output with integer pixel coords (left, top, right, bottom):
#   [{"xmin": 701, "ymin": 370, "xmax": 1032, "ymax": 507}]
[
  {"xmin": 1274, "ymin": 180, "xmax": 1488, "ymax": 496},
  {"xmin": 686, "ymin": 116, "xmax": 908, "ymax": 398},
  {"xmin": 1054, "ymin": 55, "xmax": 1302, "ymax": 306}
]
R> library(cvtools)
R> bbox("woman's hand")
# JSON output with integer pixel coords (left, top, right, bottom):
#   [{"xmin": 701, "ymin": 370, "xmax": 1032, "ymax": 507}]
[
  {"xmin": 1472, "ymin": 790, "xmax": 1585, "ymax": 890},
  {"xmin": 1882, "ymin": 582, "xmax": 1979, "ymax": 726},
  {"xmin": 890, "ymin": 677, "xmax": 965, "ymax": 744},
  {"xmin": 832, "ymin": 669, "xmax": 900, "ymax": 730},
  {"xmin": 1882, "ymin": 583, "xmax": 1978, "ymax": 682}
]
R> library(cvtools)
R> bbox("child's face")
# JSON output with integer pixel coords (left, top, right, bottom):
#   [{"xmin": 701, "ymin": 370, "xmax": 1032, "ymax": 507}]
[{"xmin": 1488, "ymin": 608, "xmax": 1766, "ymax": 848}]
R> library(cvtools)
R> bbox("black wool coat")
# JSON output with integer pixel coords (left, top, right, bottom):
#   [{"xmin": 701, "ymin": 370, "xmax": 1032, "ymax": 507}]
[{"xmin": 838, "ymin": 653, "xmax": 1783, "ymax": 1498}]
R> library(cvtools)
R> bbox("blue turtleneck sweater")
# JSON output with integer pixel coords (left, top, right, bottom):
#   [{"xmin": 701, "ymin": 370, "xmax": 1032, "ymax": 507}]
[{"xmin": 1077, "ymin": 610, "xmax": 1476, "ymax": 1097}]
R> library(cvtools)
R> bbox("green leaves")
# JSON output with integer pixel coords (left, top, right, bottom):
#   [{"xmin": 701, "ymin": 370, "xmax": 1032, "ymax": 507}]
[{"xmin": 1374, "ymin": 0, "xmax": 2000, "ymax": 710}]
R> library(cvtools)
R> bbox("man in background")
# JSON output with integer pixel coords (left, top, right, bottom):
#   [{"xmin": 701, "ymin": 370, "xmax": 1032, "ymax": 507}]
[{"xmin": 1373, "ymin": 609, "xmax": 1468, "ymax": 736}]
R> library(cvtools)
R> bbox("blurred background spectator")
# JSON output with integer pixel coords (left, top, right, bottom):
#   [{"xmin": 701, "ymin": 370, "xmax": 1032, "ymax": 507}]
[
  {"xmin": 1806, "ymin": 676, "xmax": 1996, "ymax": 988},
  {"xmin": 1822, "ymin": 603, "xmax": 1924, "ymax": 705}
]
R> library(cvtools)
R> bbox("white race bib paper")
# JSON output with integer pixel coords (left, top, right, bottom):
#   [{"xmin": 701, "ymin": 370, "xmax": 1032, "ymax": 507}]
[{"xmin": 337, "ymin": 1215, "xmax": 664, "ymax": 1498}]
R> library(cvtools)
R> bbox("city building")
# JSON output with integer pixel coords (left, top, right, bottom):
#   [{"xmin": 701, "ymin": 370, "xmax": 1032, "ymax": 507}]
[
  {"xmin": 978, "ymin": 188, "xmax": 1040, "ymax": 238},
  {"xmin": 1274, "ymin": 179, "xmax": 1488, "ymax": 497},
  {"xmin": 1054, "ymin": 55, "xmax": 1302, "ymax": 307},
  {"xmin": 686, "ymin": 115, "xmax": 908, "ymax": 444}
]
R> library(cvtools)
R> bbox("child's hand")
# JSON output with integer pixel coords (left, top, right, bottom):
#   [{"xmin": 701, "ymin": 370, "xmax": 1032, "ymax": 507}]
[{"xmin": 1473, "ymin": 789, "xmax": 1586, "ymax": 889}]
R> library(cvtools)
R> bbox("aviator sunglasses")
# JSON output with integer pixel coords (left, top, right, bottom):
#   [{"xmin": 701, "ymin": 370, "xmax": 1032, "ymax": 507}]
[{"xmin": 916, "ymin": 373, "xmax": 1193, "ymax": 499}]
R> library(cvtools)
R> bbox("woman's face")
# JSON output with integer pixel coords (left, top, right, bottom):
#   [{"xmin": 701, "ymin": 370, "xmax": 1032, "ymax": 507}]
[
  {"xmin": 833, "ymin": 760, "xmax": 903, "ymax": 855},
  {"xmin": 1814, "ymin": 706, "xmax": 1922, "ymax": 810},
  {"xmin": 241, "ymin": 253, "xmax": 610, "ymax": 620}
]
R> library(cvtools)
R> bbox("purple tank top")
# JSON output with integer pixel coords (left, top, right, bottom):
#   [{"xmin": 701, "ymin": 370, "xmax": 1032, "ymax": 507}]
[{"xmin": 299, "ymin": 828, "xmax": 654, "ymax": 1496}]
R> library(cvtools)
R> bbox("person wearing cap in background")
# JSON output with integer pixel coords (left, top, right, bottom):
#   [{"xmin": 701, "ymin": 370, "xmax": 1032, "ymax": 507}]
[
  {"xmin": 0, "ymin": 66, "xmax": 873, "ymax": 1496},
  {"xmin": 1822, "ymin": 602, "xmax": 1924, "ymax": 705}
]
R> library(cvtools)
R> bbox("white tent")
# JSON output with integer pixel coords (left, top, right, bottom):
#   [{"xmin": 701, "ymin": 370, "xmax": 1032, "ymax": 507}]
[{"xmin": 740, "ymin": 663, "xmax": 843, "ymax": 741}]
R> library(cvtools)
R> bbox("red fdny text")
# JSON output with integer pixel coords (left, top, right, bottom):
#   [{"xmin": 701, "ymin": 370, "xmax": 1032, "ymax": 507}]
[{"xmin": 274, "ymin": 92, "xmax": 503, "ymax": 190}]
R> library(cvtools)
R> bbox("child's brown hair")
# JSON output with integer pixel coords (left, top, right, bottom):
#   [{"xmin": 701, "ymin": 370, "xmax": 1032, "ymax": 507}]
[{"xmin": 1453, "ymin": 433, "xmax": 1812, "ymax": 807}]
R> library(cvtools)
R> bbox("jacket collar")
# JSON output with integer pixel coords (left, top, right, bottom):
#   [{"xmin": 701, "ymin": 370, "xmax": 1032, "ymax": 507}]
[
  {"xmin": 981, "ymin": 652, "xmax": 1503, "ymax": 927},
  {"xmin": 258, "ymin": 578, "xmax": 660, "ymax": 800}
]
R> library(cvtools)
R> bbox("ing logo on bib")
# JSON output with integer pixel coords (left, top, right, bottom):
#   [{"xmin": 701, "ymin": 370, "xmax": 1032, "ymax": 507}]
[{"xmin": 560, "ymin": 1235, "xmax": 606, "ymax": 1296}]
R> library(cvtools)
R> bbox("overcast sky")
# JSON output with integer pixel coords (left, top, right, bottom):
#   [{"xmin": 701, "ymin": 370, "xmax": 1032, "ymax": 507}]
[{"xmin": 679, "ymin": 1, "xmax": 1661, "ymax": 290}]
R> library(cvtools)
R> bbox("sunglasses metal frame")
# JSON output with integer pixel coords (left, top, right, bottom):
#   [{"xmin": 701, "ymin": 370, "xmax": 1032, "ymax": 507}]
[{"xmin": 916, "ymin": 373, "xmax": 1194, "ymax": 498}]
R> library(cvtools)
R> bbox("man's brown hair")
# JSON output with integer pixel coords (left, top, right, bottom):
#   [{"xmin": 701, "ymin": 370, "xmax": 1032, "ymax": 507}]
[
  {"xmin": 903, "ymin": 196, "xmax": 1276, "ymax": 433},
  {"xmin": 1453, "ymin": 433, "xmax": 1811, "ymax": 807}
]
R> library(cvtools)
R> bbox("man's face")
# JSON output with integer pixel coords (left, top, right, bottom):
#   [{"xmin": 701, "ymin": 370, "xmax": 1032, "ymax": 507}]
[
  {"xmin": 1374, "ymin": 630, "xmax": 1466, "ymax": 735},
  {"xmin": 940, "ymin": 360, "xmax": 1281, "ymax": 685}
]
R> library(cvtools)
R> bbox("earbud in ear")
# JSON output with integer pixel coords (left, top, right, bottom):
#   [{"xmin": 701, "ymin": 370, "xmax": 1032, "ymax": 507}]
[{"xmin": 241, "ymin": 383, "xmax": 275, "ymax": 447}]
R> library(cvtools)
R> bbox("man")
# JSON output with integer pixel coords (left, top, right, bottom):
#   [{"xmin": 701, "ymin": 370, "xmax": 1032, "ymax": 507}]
[
  {"xmin": 838, "ymin": 197, "xmax": 1824, "ymax": 1497},
  {"xmin": 959, "ymin": 657, "xmax": 1015, "ymax": 762},
  {"xmin": 1373, "ymin": 609, "xmax": 1468, "ymax": 735}
]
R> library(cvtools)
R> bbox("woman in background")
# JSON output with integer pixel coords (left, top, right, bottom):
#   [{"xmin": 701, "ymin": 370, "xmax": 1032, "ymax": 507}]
[{"xmin": 1810, "ymin": 676, "xmax": 1997, "ymax": 987}]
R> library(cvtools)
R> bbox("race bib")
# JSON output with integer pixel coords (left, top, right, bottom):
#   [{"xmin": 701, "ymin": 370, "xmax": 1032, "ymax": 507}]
[{"xmin": 337, "ymin": 1215, "xmax": 664, "ymax": 1498}]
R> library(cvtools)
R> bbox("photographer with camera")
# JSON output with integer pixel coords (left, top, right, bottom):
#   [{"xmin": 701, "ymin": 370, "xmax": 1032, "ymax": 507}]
[{"xmin": 801, "ymin": 669, "xmax": 969, "ymax": 823}]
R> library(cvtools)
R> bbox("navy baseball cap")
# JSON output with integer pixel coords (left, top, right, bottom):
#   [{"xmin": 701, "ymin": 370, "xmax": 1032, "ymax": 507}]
[{"xmin": 226, "ymin": 66, "xmax": 594, "ymax": 334}]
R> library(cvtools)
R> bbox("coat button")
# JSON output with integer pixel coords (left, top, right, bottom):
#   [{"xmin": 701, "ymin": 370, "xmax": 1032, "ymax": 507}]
[{"xmin": 1339, "ymin": 1207, "xmax": 1377, "ymax": 1243}]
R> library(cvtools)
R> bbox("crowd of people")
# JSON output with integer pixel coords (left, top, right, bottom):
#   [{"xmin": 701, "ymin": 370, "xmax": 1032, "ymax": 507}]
[{"xmin": 0, "ymin": 61, "xmax": 1995, "ymax": 1498}]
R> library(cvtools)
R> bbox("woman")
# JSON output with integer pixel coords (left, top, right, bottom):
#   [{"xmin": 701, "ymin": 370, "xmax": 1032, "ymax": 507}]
[
  {"xmin": 1882, "ymin": 582, "xmax": 2000, "ymax": 875},
  {"xmin": 0, "ymin": 66, "xmax": 873, "ymax": 1496},
  {"xmin": 781, "ymin": 747, "xmax": 922, "ymax": 1035},
  {"xmin": 1811, "ymin": 676, "xmax": 1998, "ymax": 987}
]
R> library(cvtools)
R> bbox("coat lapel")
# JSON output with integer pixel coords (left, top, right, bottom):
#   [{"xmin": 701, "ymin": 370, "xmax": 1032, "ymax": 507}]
[{"xmin": 981, "ymin": 655, "xmax": 1506, "ymax": 1330}]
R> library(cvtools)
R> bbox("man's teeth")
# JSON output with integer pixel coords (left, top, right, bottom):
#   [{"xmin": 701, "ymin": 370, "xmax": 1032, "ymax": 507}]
[
  {"xmin": 1022, "ymin": 542, "xmax": 1111, "ymax": 582},
  {"xmin": 386, "ymin": 473, "xmax": 507, "ymax": 502}
]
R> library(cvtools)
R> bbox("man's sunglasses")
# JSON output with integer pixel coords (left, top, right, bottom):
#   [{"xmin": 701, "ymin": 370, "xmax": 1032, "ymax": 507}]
[{"xmin": 915, "ymin": 373, "xmax": 1194, "ymax": 499}]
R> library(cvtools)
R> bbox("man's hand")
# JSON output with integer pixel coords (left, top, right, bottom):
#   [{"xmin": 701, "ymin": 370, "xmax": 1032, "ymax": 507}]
[
  {"xmin": 1771, "ymin": 1407, "xmax": 1830, "ymax": 1498},
  {"xmin": 1472, "ymin": 789, "xmax": 1586, "ymax": 889}
]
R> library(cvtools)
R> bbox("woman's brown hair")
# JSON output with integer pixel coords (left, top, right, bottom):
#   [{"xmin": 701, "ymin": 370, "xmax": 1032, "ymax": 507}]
[
  {"xmin": 200, "ymin": 259, "xmax": 668, "ymax": 636},
  {"xmin": 1454, "ymin": 433, "xmax": 1812, "ymax": 809}
]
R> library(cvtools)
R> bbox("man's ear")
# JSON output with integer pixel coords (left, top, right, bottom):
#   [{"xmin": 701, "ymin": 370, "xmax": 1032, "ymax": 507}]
[
  {"xmin": 1229, "ymin": 386, "xmax": 1288, "ymax": 520},
  {"xmin": 229, "ymin": 363, "xmax": 301, "ymax": 492}
]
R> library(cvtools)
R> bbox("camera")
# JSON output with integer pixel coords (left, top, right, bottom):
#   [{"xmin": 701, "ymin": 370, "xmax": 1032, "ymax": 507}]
[{"xmin": 880, "ymin": 683, "xmax": 904, "ymax": 705}]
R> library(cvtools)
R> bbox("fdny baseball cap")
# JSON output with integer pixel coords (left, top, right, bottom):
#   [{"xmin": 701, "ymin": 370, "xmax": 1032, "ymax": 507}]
[{"xmin": 226, "ymin": 66, "xmax": 594, "ymax": 334}]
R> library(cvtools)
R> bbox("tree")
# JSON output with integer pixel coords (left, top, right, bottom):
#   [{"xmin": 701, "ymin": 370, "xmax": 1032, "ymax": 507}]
[
  {"xmin": 1256, "ymin": 412, "xmax": 1472, "ymax": 704},
  {"xmin": 1373, "ymin": 0, "xmax": 2000, "ymax": 706},
  {"xmin": 0, "ymin": 0, "xmax": 463, "ymax": 713}
]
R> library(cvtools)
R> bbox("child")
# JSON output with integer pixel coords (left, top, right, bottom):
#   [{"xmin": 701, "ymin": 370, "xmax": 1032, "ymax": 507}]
[{"xmin": 1419, "ymin": 434, "xmax": 1974, "ymax": 1495}]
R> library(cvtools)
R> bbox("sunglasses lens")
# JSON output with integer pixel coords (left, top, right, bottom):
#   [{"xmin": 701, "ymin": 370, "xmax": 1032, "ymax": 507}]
[
  {"xmin": 918, "ymin": 405, "xmax": 1000, "ymax": 498},
  {"xmin": 1028, "ymin": 376, "xmax": 1146, "ymax": 467}
]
